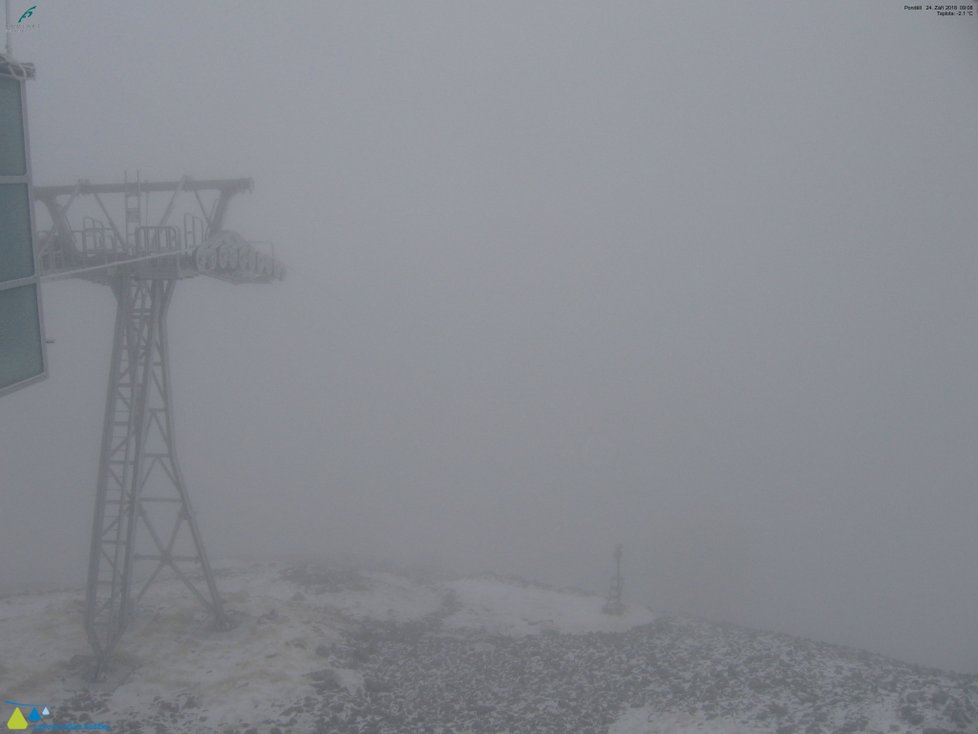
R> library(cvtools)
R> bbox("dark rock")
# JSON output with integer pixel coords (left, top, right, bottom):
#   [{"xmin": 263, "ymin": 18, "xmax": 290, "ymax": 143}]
[
  {"xmin": 363, "ymin": 677, "xmax": 391, "ymax": 693},
  {"xmin": 900, "ymin": 705, "xmax": 925, "ymax": 725}
]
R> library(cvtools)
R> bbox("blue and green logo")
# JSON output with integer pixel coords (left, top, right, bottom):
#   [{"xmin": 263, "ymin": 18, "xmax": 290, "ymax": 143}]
[
  {"xmin": 2, "ymin": 699, "xmax": 109, "ymax": 731},
  {"xmin": 16, "ymin": 6, "xmax": 36, "ymax": 24},
  {"xmin": 3, "ymin": 700, "xmax": 48, "ymax": 730}
]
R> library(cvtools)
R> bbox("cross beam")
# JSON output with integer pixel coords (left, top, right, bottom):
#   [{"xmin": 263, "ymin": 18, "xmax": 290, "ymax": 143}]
[{"xmin": 33, "ymin": 177, "xmax": 282, "ymax": 285}]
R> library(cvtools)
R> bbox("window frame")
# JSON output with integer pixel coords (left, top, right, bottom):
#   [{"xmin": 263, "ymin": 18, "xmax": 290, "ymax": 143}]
[{"xmin": 0, "ymin": 71, "xmax": 47, "ymax": 396}]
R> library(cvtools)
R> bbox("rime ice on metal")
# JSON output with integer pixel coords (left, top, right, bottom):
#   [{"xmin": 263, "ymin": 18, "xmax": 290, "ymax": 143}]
[{"xmin": 33, "ymin": 176, "xmax": 285, "ymax": 677}]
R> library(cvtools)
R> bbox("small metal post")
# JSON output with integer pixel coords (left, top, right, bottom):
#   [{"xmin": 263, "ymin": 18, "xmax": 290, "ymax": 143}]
[{"xmin": 603, "ymin": 544, "xmax": 625, "ymax": 615}]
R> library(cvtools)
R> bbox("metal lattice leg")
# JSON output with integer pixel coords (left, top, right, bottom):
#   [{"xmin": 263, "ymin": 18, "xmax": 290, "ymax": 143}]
[{"xmin": 85, "ymin": 276, "xmax": 226, "ymax": 676}]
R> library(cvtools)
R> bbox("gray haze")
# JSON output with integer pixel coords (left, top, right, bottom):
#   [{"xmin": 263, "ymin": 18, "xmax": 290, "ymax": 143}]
[{"xmin": 2, "ymin": 1, "xmax": 978, "ymax": 673}]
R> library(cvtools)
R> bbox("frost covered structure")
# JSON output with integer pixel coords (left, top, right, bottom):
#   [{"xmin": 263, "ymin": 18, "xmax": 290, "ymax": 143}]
[
  {"xmin": 32, "ymin": 178, "xmax": 285, "ymax": 675},
  {"xmin": 0, "ymin": 562, "xmax": 974, "ymax": 733}
]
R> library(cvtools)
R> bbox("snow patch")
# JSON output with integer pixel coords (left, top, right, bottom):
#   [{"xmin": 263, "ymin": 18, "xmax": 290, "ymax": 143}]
[
  {"xmin": 611, "ymin": 709, "xmax": 767, "ymax": 734},
  {"xmin": 443, "ymin": 576, "xmax": 655, "ymax": 636}
]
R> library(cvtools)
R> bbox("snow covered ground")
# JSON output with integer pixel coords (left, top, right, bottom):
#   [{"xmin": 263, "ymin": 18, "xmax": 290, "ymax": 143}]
[
  {"xmin": 609, "ymin": 709, "xmax": 766, "ymax": 734},
  {"xmin": 443, "ymin": 576, "xmax": 654, "ymax": 636},
  {"xmin": 0, "ymin": 561, "xmax": 975, "ymax": 733}
]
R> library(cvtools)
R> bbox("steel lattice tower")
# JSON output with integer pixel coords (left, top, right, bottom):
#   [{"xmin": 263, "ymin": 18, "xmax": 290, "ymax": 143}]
[{"xmin": 33, "ymin": 177, "xmax": 284, "ymax": 676}]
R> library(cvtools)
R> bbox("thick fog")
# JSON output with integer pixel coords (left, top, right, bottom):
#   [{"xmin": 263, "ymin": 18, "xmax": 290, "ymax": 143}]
[{"xmin": 2, "ymin": 0, "xmax": 978, "ymax": 673}]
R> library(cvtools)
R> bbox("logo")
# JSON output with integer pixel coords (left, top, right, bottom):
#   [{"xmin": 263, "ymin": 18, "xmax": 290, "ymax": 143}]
[
  {"xmin": 6, "ymin": 4, "xmax": 39, "ymax": 32},
  {"xmin": 1, "ymin": 699, "xmax": 110, "ymax": 731},
  {"xmin": 3, "ymin": 701, "xmax": 48, "ymax": 730}
]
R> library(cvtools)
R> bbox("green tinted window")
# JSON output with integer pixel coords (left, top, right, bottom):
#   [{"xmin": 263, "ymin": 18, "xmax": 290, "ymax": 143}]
[
  {"xmin": 0, "ymin": 183, "xmax": 34, "ymax": 282},
  {"xmin": 0, "ymin": 76, "xmax": 26, "ymax": 176},
  {"xmin": 0, "ymin": 283, "xmax": 43, "ymax": 388}
]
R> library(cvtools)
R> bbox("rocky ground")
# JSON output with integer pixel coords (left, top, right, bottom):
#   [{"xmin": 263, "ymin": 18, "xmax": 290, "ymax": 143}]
[{"xmin": 2, "ymin": 562, "xmax": 976, "ymax": 734}]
